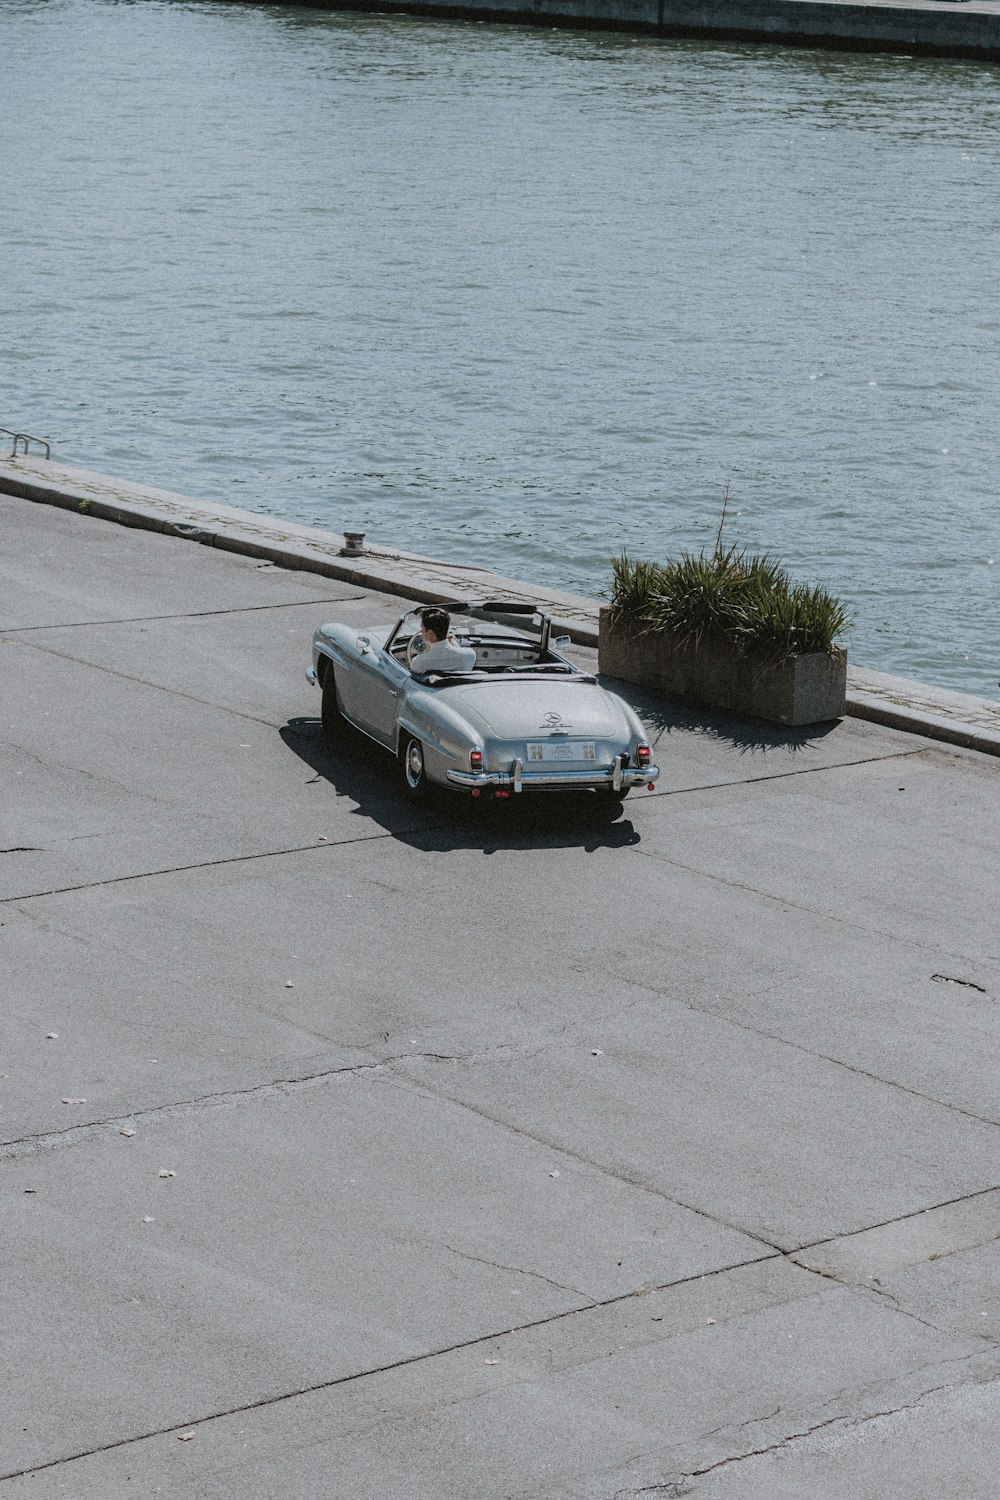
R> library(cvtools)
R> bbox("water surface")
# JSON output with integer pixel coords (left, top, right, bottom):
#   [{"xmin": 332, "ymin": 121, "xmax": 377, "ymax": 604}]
[{"xmin": 2, "ymin": 0, "xmax": 998, "ymax": 693}]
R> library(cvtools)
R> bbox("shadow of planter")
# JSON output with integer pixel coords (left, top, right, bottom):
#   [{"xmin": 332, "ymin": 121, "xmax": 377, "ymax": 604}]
[{"xmin": 598, "ymin": 609, "xmax": 847, "ymax": 727}]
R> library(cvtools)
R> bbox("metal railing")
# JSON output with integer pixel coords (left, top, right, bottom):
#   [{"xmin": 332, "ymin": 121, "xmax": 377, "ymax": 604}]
[{"xmin": 1, "ymin": 427, "xmax": 51, "ymax": 460}]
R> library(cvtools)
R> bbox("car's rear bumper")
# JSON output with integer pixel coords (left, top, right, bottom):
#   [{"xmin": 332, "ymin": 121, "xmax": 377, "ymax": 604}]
[{"xmin": 446, "ymin": 761, "xmax": 659, "ymax": 793}]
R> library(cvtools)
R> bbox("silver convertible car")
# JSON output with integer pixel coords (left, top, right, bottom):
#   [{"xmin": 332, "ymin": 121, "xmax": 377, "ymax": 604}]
[{"xmin": 306, "ymin": 600, "xmax": 660, "ymax": 801}]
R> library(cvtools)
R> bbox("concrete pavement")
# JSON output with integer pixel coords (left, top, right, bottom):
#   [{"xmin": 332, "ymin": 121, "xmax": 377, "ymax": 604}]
[{"xmin": 3, "ymin": 490, "xmax": 1000, "ymax": 1497}]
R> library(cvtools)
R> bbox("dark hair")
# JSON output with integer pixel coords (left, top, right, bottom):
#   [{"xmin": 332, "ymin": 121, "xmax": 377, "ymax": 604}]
[{"xmin": 420, "ymin": 607, "xmax": 450, "ymax": 642}]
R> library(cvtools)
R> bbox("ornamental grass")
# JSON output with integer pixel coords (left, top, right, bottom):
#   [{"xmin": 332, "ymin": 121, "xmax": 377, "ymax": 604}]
[{"xmin": 607, "ymin": 548, "xmax": 850, "ymax": 662}]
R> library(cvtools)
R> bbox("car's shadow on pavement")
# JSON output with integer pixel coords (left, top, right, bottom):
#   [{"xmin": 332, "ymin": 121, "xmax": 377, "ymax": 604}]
[{"xmin": 280, "ymin": 718, "xmax": 642, "ymax": 853}]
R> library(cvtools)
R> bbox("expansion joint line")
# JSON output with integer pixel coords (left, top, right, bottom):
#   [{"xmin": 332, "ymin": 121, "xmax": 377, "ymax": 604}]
[
  {"xmin": 10, "ymin": 634, "xmax": 283, "ymax": 725},
  {"xmin": 0, "ymin": 827, "xmax": 418, "ymax": 907},
  {"xmin": 386, "ymin": 1059, "xmax": 1000, "ymax": 1270},
  {"xmin": 0, "ymin": 594, "xmax": 365, "ymax": 634},
  {"xmin": 640, "ymin": 744, "xmax": 927, "ymax": 801},
  {"xmin": 384, "ymin": 1058, "xmax": 787, "ymax": 1259},
  {"xmin": 627, "ymin": 967, "xmax": 1000, "ymax": 1137},
  {"xmin": 627, "ymin": 835, "xmax": 991, "ymax": 974},
  {"xmin": 787, "ymin": 1180, "xmax": 1000, "ymax": 1264},
  {"xmin": 0, "ymin": 1050, "xmax": 478, "ymax": 1159}
]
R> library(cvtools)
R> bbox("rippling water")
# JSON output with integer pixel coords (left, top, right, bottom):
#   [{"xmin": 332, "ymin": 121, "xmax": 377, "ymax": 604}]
[{"xmin": 2, "ymin": 0, "xmax": 998, "ymax": 694}]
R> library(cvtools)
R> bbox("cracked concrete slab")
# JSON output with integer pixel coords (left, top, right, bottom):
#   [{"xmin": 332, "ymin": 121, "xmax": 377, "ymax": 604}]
[
  {"xmin": 792, "ymin": 1188, "xmax": 1000, "ymax": 1284},
  {"xmin": 0, "ymin": 1257, "xmax": 989, "ymax": 1497},
  {"xmin": 9, "ymin": 803, "xmax": 997, "ymax": 1161},
  {"xmin": 398, "ymin": 1001, "xmax": 1000, "ymax": 1251},
  {"xmin": 647, "ymin": 1371, "xmax": 1000, "ymax": 1499},
  {"xmin": 0, "ymin": 1070, "xmax": 770, "ymax": 1478},
  {"xmin": 8, "ymin": 800, "xmax": 1000, "ymax": 1244},
  {"xmin": 2, "ymin": 833, "xmax": 670, "ymax": 1136},
  {"xmin": 859, "ymin": 1235, "xmax": 1000, "ymax": 1347}
]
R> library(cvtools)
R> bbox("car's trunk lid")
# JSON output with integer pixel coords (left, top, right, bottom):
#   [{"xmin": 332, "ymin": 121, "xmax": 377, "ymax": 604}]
[{"xmin": 448, "ymin": 680, "xmax": 623, "ymax": 740}]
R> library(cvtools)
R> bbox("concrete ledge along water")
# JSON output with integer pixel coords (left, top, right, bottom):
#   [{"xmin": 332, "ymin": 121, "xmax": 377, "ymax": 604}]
[
  {"xmin": 239, "ymin": 0, "xmax": 1000, "ymax": 63},
  {"xmin": 3, "ymin": 453, "xmax": 998, "ymax": 757}
]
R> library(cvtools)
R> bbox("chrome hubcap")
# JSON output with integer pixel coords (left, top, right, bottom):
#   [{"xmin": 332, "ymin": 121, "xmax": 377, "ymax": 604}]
[{"xmin": 405, "ymin": 741, "xmax": 423, "ymax": 788}]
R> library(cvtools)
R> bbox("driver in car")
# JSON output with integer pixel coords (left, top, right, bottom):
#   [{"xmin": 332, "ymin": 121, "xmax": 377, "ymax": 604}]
[{"xmin": 410, "ymin": 607, "xmax": 477, "ymax": 674}]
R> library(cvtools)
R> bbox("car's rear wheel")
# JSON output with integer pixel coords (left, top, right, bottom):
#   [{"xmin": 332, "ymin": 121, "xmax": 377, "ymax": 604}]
[
  {"xmin": 401, "ymin": 735, "xmax": 428, "ymax": 799},
  {"xmin": 320, "ymin": 662, "xmax": 346, "ymax": 742}
]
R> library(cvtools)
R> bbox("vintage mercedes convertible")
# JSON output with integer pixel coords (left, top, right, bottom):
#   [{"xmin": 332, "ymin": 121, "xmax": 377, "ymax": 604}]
[{"xmin": 306, "ymin": 600, "xmax": 659, "ymax": 801}]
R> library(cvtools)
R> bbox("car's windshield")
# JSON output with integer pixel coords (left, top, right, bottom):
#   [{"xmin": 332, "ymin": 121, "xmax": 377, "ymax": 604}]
[
  {"xmin": 388, "ymin": 607, "xmax": 538, "ymax": 654},
  {"xmin": 384, "ymin": 603, "xmax": 575, "ymax": 679}
]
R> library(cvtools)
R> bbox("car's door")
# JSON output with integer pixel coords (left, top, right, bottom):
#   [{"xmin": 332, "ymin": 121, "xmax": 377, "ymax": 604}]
[
  {"xmin": 331, "ymin": 633, "xmax": 380, "ymax": 730},
  {"xmin": 343, "ymin": 638, "xmax": 408, "ymax": 745}
]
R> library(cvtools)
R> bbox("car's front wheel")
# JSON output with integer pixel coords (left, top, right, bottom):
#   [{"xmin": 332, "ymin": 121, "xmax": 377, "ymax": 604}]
[{"xmin": 401, "ymin": 735, "xmax": 428, "ymax": 799}]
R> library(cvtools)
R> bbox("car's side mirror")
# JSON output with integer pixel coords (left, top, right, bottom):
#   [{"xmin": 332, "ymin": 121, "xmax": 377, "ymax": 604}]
[{"xmin": 553, "ymin": 635, "xmax": 571, "ymax": 648}]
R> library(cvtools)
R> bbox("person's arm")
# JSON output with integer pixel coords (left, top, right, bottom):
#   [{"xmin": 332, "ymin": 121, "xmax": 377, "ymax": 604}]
[{"xmin": 410, "ymin": 641, "xmax": 443, "ymax": 673}]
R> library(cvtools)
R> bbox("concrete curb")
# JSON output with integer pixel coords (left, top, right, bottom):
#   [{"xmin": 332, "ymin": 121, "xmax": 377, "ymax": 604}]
[
  {"xmin": 0, "ymin": 456, "xmax": 602, "ymax": 643},
  {"xmin": 219, "ymin": 0, "xmax": 1000, "ymax": 63},
  {"xmin": 3, "ymin": 455, "xmax": 999, "ymax": 757},
  {"xmin": 847, "ymin": 683, "xmax": 1000, "ymax": 758}
]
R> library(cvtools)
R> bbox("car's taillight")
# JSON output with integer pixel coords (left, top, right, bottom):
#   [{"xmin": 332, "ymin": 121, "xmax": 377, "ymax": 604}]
[
  {"xmin": 636, "ymin": 744, "xmax": 651, "ymax": 768},
  {"xmin": 470, "ymin": 750, "xmax": 484, "ymax": 772}
]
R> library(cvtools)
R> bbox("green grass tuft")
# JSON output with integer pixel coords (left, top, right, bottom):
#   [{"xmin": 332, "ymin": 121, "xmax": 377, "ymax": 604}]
[{"xmin": 608, "ymin": 548, "xmax": 849, "ymax": 662}]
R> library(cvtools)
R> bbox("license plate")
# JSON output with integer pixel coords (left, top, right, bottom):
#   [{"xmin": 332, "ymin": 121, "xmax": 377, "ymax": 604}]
[{"xmin": 526, "ymin": 740, "xmax": 597, "ymax": 762}]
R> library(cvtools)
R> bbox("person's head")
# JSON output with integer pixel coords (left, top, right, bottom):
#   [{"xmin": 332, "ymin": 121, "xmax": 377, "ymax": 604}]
[{"xmin": 420, "ymin": 607, "xmax": 450, "ymax": 643}]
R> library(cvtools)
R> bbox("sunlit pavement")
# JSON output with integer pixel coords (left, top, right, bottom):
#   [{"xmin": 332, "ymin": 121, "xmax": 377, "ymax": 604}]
[{"xmin": 3, "ymin": 493, "xmax": 1000, "ymax": 1499}]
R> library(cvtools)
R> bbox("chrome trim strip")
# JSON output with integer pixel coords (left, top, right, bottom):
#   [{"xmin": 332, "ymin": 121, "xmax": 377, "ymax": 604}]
[{"xmin": 446, "ymin": 765, "xmax": 659, "ymax": 790}]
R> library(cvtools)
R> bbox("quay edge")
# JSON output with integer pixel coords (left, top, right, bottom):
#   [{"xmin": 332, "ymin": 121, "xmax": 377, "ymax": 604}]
[
  {"xmin": 218, "ymin": 0, "xmax": 1000, "ymax": 64},
  {"xmin": 1, "ymin": 452, "xmax": 999, "ymax": 757}
]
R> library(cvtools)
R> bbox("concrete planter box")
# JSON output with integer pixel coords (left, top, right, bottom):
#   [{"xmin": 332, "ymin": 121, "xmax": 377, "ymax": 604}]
[{"xmin": 598, "ymin": 609, "xmax": 847, "ymax": 727}]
